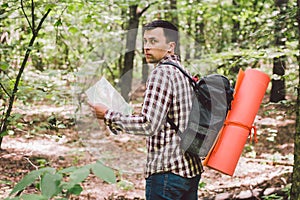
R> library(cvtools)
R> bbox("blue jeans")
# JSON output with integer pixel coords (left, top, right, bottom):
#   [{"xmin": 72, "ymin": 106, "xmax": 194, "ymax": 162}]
[{"xmin": 145, "ymin": 172, "xmax": 201, "ymax": 200}]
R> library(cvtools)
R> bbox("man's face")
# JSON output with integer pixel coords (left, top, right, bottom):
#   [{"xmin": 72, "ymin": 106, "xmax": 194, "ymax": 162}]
[{"xmin": 143, "ymin": 28, "xmax": 172, "ymax": 64}]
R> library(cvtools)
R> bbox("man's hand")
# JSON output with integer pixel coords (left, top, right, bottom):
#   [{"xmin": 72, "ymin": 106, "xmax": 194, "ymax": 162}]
[{"xmin": 88, "ymin": 102, "xmax": 108, "ymax": 120}]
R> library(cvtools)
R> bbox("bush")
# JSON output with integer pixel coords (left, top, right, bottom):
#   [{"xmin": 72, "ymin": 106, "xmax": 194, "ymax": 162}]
[{"xmin": 5, "ymin": 160, "xmax": 116, "ymax": 199}]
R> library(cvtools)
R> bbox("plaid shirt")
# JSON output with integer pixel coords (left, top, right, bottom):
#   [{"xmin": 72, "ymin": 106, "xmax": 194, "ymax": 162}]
[{"xmin": 104, "ymin": 55, "xmax": 203, "ymax": 178}]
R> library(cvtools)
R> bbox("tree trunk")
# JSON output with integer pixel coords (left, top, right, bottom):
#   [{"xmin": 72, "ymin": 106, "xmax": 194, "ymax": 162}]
[
  {"xmin": 169, "ymin": 0, "xmax": 179, "ymax": 27},
  {"xmin": 232, "ymin": 0, "xmax": 240, "ymax": 44},
  {"xmin": 142, "ymin": 57, "xmax": 149, "ymax": 84},
  {"xmin": 120, "ymin": 5, "xmax": 139, "ymax": 101},
  {"xmin": 217, "ymin": 1, "xmax": 225, "ymax": 53},
  {"xmin": 141, "ymin": 18, "xmax": 149, "ymax": 84},
  {"xmin": 165, "ymin": 0, "xmax": 180, "ymax": 56},
  {"xmin": 120, "ymin": 3, "xmax": 153, "ymax": 100},
  {"xmin": 270, "ymin": 0, "xmax": 287, "ymax": 102},
  {"xmin": 270, "ymin": 57, "xmax": 286, "ymax": 102},
  {"xmin": 185, "ymin": 12, "xmax": 192, "ymax": 61},
  {"xmin": 195, "ymin": 0, "xmax": 205, "ymax": 59},
  {"xmin": 290, "ymin": 1, "xmax": 300, "ymax": 199}
]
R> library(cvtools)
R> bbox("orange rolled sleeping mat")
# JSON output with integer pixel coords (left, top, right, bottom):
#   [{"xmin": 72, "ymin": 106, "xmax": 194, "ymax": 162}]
[{"xmin": 203, "ymin": 68, "xmax": 270, "ymax": 176}]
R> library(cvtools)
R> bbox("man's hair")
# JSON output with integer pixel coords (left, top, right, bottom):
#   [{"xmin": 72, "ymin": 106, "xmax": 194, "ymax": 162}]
[{"xmin": 143, "ymin": 20, "xmax": 178, "ymax": 43}]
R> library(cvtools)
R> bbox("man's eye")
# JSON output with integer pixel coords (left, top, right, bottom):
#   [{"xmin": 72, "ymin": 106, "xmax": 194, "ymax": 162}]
[
  {"xmin": 144, "ymin": 39, "xmax": 157, "ymax": 45},
  {"xmin": 150, "ymin": 39, "xmax": 157, "ymax": 44}
]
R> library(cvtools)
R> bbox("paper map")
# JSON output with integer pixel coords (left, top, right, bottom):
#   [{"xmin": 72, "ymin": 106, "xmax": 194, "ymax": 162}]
[{"xmin": 85, "ymin": 77, "xmax": 133, "ymax": 115}]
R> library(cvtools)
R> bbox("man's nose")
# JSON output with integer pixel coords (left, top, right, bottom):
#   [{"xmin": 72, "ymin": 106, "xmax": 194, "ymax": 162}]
[
  {"xmin": 144, "ymin": 43, "xmax": 150, "ymax": 50},
  {"xmin": 144, "ymin": 41, "xmax": 153, "ymax": 49}
]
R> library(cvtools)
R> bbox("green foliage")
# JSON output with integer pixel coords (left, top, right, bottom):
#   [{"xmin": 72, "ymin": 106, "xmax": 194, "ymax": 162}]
[
  {"xmin": 1, "ymin": 0, "xmax": 298, "ymax": 107},
  {"xmin": 9, "ymin": 167, "xmax": 56, "ymax": 196},
  {"xmin": 261, "ymin": 186, "xmax": 291, "ymax": 200},
  {"xmin": 262, "ymin": 194, "xmax": 283, "ymax": 200},
  {"xmin": 117, "ymin": 180, "xmax": 135, "ymax": 191},
  {"xmin": 91, "ymin": 160, "xmax": 117, "ymax": 184},
  {"xmin": 5, "ymin": 161, "xmax": 116, "ymax": 199},
  {"xmin": 198, "ymin": 181, "xmax": 207, "ymax": 189}
]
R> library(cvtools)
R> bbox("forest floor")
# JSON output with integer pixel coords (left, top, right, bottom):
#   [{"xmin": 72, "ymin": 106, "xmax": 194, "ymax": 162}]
[{"xmin": 0, "ymin": 92, "xmax": 295, "ymax": 200}]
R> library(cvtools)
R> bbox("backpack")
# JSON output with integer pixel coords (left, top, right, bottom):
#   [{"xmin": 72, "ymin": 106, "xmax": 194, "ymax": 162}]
[{"xmin": 164, "ymin": 62, "xmax": 234, "ymax": 157}]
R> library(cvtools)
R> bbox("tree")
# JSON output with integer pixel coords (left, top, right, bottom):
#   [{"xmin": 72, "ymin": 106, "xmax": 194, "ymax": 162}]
[
  {"xmin": 120, "ymin": 3, "xmax": 153, "ymax": 101},
  {"xmin": 231, "ymin": 0, "xmax": 240, "ymax": 44},
  {"xmin": 165, "ymin": 0, "xmax": 180, "ymax": 55},
  {"xmin": 270, "ymin": 0, "xmax": 288, "ymax": 102},
  {"xmin": 291, "ymin": 1, "xmax": 300, "ymax": 198},
  {"xmin": 194, "ymin": 0, "xmax": 205, "ymax": 59},
  {"xmin": 121, "ymin": 4, "xmax": 140, "ymax": 101},
  {"xmin": 0, "ymin": 1, "xmax": 51, "ymax": 149}
]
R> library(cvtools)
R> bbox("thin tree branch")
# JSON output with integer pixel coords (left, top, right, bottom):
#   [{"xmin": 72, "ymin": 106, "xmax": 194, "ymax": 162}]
[
  {"xmin": 20, "ymin": 0, "xmax": 33, "ymax": 32},
  {"xmin": 0, "ymin": 82, "xmax": 11, "ymax": 98},
  {"xmin": 104, "ymin": 61, "xmax": 115, "ymax": 80},
  {"xmin": 138, "ymin": 1, "xmax": 158, "ymax": 17},
  {"xmin": 24, "ymin": 157, "xmax": 39, "ymax": 170},
  {"xmin": 31, "ymin": 0, "xmax": 35, "ymax": 33},
  {"xmin": 36, "ymin": 9, "xmax": 51, "ymax": 33}
]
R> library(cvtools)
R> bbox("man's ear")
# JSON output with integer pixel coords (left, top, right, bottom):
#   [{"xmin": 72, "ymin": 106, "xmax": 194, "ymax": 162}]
[{"xmin": 168, "ymin": 42, "xmax": 176, "ymax": 52}]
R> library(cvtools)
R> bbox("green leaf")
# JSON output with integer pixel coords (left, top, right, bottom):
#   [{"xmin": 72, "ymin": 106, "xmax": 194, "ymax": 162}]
[
  {"xmin": 44, "ymin": 3, "xmax": 56, "ymax": 11},
  {"xmin": 54, "ymin": 19, "xmax": 62, "ymax": 27},
  {"xmin": 58, "ymin": 166, "xmax": 77, "ymax": 174},
  {"xmin": 0, "ymin": 130, "xmax": 8, "ymax": 137},
  {"xmin": 1, "ymin": 3, "xmax": 9, "ymax": 9},
  {"xmin": 57, "ymin": 123, "xmax": 66, "ymax": 129},
  {"xmin": 0, "ymin": 61, "xmax": 9, "ymax": 71},
  {"xmin": 10, "ymin": 113, "xmax": 23, "ymax": 121},
  {"xmin": 83, "ymin": 15, "xmax": 92, "ymax": 23},
  {"xmin": 40, "ymin": 173, "xmax": 62, "ymax": 198},
  {"xmin": 67, "ymin": 184, "xmax": 83, "ymax": 196},
  {"xmin": 20, "ymin": 194, "xmax": 48, "ymax": 200},
  {"xmin": 198, "ymin": 181, "xmax": 206, "ymax": 189},
  {"xmin": 69, "ymin": 166, "xmax": 90, "ymax": 183},
  {"xmin": 68, "ymin": 27, "xmax": 78, "ymax": 34},
  {"xmin": 117, "ymin": 180, "xmax": 134, "ymax": 191},
  {"xmin": 67, "ymin": 4, "xmax": 76, "ymax": 12},
  {"xmin": 91, "ymin": 161, "xmax": 116, "ymax": 184},
  {"xmin": 63, "ymin": 166, "xmax": 90, "ymax": 190},
  {"xmin": 4, "ymin": 197, "xmax": 20, "ymax": 200},
  {"xmin": 9, "ymin": 167, "xmax": 55, "ymax": 196}
]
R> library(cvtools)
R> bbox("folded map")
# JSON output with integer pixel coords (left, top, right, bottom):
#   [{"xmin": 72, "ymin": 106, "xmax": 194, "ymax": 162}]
[{"xmin": 85, "ymin": 77, "xmax": 133, "ymax": 115}]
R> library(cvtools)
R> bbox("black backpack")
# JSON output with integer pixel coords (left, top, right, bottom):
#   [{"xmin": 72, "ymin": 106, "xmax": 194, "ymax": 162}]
[{"xmin": 164, "ymin": 62, "xmax": 234, "ymax": 157}]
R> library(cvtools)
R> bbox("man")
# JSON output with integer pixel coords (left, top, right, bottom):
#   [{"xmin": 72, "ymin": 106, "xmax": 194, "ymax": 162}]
[{"xmin": 89, "ymin": 20, "xmax": 203, "ymax": 200}]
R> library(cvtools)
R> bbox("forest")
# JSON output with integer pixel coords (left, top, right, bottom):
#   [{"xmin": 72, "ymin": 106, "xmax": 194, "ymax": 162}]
[{"xmin": 0, "ymin": 0, "xmax": 300, "ymax": 199}]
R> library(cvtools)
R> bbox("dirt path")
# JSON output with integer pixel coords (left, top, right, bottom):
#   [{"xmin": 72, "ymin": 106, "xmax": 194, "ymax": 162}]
[{"xmin": 0, "ymin": 102, "xmax": 295, "ymax": 199}]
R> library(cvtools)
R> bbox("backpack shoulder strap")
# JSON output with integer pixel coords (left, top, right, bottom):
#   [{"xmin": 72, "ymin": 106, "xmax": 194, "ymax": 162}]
[
  {"xmin": 166, "ymin": 115, "xmax": 181, "ymax": 134},
  {"xmin": 162, "ymin": 62, "xmax": 196, "ymax": 86}
]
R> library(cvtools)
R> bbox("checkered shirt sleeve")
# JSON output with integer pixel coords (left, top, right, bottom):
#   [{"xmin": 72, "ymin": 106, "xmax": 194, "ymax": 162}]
[{"xmin": 104, "ymin": 65, "xmax": 172, "ymax": 136}]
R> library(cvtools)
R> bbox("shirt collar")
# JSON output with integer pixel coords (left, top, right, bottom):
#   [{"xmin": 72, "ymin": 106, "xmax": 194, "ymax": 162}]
[{"xmin": 157, "ymin": 55, "xmax": 181, "ymax": 66}]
